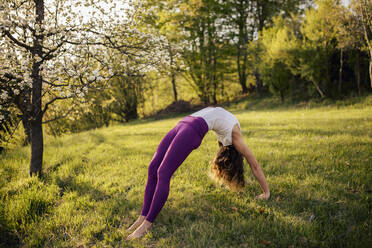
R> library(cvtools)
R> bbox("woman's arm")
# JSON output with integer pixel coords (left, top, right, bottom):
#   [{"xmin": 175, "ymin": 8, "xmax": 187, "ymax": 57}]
[{"xmin": 232, "ymin": 125, "xmax": 270, "ymax": 199}]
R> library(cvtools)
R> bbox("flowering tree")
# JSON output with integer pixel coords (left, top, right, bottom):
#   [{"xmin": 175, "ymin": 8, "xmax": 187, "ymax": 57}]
[{"xmin": 0, "ymin": 0, "xmax": 167, "ymax": 176}]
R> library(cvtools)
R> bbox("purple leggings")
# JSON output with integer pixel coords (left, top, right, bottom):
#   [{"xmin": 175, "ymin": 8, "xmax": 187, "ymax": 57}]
[{"xmin": 140, "ymin": 116, "xmax": 209, "ymax": 223}]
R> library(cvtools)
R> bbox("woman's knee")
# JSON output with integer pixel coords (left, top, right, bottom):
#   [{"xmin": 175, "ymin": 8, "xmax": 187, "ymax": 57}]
[
  {"xmin": 157, "ymin": 166, "xmax": 171, "ymax": 182},
  {"xmin": 148, "ymin": 158, "xmax": 160, "ymax": 178}
]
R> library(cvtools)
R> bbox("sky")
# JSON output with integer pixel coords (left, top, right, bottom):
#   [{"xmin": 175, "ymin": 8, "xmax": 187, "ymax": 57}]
[
  {"xmin": 70, "ymin": 0, "xmax": 352, "ymax": 25},
  {"xmin": 342, "ymin": 0, "xmax": 351, "ymax": 7}
]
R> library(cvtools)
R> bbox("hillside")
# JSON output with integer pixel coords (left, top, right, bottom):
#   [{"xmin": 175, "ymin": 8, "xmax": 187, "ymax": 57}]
[{"xmin": 1, "ymin": 99, "xmax": 372, "ymax": 247}]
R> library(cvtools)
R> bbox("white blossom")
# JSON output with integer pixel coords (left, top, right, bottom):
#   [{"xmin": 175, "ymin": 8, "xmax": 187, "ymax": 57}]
[
  {"xmin": 1, "ymin": 0, "xmax": 166, "ymax": 120},
  {"xmin": 1, "ymin": 91, "xmax": 8, "ymax": 100}
]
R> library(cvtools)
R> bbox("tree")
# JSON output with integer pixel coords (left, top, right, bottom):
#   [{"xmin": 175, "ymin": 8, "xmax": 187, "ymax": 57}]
[
  {"xmin": 259, "ymin": 15, "xmax": 301, "ymax": 101},
  {"xmin": 0, "ymin": 0, "xmax": 165, "ymax": 176},
  {"xmin": 142, "ymin": 1, "xmax": 187, "ymax": 103},
  {"xmin": 221, "ymin": 0, "xmax": 253, "ymax": 93},
  {"xmin": 332, "ymin": 2, "xmax": 365, "ymax": 95},
  {"xmin": 299, "ymin": 0, "xmax": 340, "ymax": 98},
  {"xmin": 351, "ymin": 0, "xmax": 372, "ymax": 88},
  {"xmin": 179, "ymin": 0, "xmax": 232, "ymax": 104},
  {"xmin": 248, "ymin": 0, "xmax": 312, "ymax": 95}
]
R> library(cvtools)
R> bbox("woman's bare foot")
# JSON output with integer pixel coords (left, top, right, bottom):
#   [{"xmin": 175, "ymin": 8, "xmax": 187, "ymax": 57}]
[
  {"xmin": 126, "ymin": 215, "xmax": 146, "ymax": 232},
  {"xmin": 126, "ymin": 220, "xmax": 153, "ymax": 240},
  {"xmin": 256, "ymin": 191, "xmax": 270, "ymax": 200}
]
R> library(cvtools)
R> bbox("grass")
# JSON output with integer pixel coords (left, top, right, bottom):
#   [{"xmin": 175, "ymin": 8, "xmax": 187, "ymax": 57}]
[{"xmin": 1, "ymin": 96, "xmax": 372, "ymax": 247}]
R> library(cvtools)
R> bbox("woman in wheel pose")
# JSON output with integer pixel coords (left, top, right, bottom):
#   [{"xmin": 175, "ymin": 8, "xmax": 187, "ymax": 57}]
[{"xmin": 127, "ymin": 107, "xmax": 270, "ymax": 240}]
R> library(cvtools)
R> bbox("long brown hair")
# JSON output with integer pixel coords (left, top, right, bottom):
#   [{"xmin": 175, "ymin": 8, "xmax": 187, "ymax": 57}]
[{"xmin": 210, "ymin": 142, "xmax": 245, "ymax": 192}]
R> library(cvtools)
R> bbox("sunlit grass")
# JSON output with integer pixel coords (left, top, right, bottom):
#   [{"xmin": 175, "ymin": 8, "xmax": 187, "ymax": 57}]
[{"xmin": 1, "ymin": 98, "xmax": 371, "ymax": 247}]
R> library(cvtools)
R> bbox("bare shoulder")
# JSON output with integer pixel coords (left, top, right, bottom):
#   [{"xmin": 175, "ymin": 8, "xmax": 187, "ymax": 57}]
[
  {"xmin": 232, "ymin": 124, "xmax": 242, "ymax": 137},
  {"xmin": 231, "ymin": 124, "xmax": 249, "ymax": 156},
  {"xmin": 232, "ymin": 124, "xmax": 244, "ymax": 145}
]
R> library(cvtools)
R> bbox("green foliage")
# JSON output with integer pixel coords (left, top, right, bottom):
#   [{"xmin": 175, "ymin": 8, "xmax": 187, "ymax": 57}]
[
  {"xmin": 44, "ymin": 74, "xmax": 147, "ymax": 136},
  {"xmin": 180, "ymin": 0, "xmax": 234, "ymax": 104},
  {"xmin": 259, "ymin": 15, "xmax": 302, "ymax": 101},
  {"xmin": 0, "ymin": 110, "xmax": 16, "ymax": 145},
  {"xmin": 1, "ymin": 99, "xmax": 371, "ymax": 247},
  {"xmin": 3, "ymin": 0, "xmax": 370, "ymax": 147},
  {"xmin": 107, "ymin": 75, "xmax": 144, "ymax": 122},
  {"xmin": 262, "ymin": 61, "xmax": 292, "ymax": 102},
  {"xmin": 299, "ymin": 0, "xmax": 340, "ymax": 97},
  {"xmin": 258, "ymin": 0, "xmax": 371, "ymax": 101}
]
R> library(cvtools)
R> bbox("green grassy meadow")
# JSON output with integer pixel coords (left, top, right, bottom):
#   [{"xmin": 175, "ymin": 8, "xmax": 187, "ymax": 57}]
[{"xmin": 1, "ymin": 98, "xmax": 372, "ymax": 247}]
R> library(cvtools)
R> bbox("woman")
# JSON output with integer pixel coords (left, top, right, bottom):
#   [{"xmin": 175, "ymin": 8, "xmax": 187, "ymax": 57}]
[{"xmin": 126, "ymin": 107, "xmax": 270, "ymax": 240}]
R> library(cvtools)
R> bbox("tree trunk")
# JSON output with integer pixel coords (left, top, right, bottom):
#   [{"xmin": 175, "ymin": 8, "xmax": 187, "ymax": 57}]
[
  {"xmin": 212, "ymin": 45, "xmax": 217, "ymax": 104},
  {"xmin": 358, "ymin": 0, "xmax": 371, "ymax": 88},
  {"xmin": 338, "ymin": 48, "xmax": 343, "ymax": 96},
  {"xmin": 313, "ymin": 81, "xmax": 325, "ymax": 98},
  {"xmin": 30, "ymin": 58, "xmax": 43, "ymax": 176},
  {"xmin": 355, "ymin": 52, "xmax": 361, "ymax": 96},
  {"xmin": 30, "ymin": 114, "xmax": 43, "ymax": 177},
  {"xmin": 168, "ymin": 43, "xmax": 178, "ymax": 102},
  {"xmin": 369, "ymin": 57, "xmax": 372, "ymax": 88},
  {"xmin": 21, "ymin": 115, "xmax": 31, "ymax": 145},
  {"xmin": 237, "ymin": 44, "xmax": 248, "ymax": 93},
  {"xmin": 171, "ymin": 72, "xmax": 177, "ymax": 102},
  {"xmin": 254, "ymin": 69, "xmax": 263, "ymax": 96},
  {"xmin": 30, "ymin": 0, "xmax": 44, "ymax": 177},
  {"xmin": 235, "ymin": 0, "xmax": 250, "ymax": 93},
  {"xmin": 240, "ymin": 74, "xmax": 248, "ymax": 93},
  {"xmin": 240, "ymin": 39, "xmax": 248, "ymax": 94}
]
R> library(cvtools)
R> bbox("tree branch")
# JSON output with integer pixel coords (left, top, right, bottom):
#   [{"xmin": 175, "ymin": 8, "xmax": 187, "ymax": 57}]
[
  {"xmin": 42, "ymin": 96, "xmax": 71, "ymax": 115},
  {"xmin": 42, "ymin": 79, "xmax": 70, "ymax": 87},
  {"xmin": 3, "ymin": 30, "xmax": 33, "ymax": 51},
  {"xmin": 42, "ymin": 106, "xmax": 75, "ymax": 124}
]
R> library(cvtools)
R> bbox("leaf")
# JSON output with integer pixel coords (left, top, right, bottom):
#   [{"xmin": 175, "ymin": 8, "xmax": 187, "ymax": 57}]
[{"xmin": 258, "ymin": 208, "xmax": 265, "ymax": 214}]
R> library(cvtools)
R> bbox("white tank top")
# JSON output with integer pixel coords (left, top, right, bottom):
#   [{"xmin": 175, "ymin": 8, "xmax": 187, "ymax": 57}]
[{"xmin": 190, "ymin": 107, "xmax": 241, "ymax": 146}]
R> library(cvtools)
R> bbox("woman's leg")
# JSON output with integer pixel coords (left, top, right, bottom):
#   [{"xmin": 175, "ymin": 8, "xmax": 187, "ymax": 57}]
[
  {"xmin": 145, "ymin": 125, "xmax": 202, "ymax": 223},
  {"xmin": 140, "ymin": 125, "xmax": 179, "ymax": 217},
  {"xmin": 128, "ymin": 126, "xmax": 179, "ymax": 233}
]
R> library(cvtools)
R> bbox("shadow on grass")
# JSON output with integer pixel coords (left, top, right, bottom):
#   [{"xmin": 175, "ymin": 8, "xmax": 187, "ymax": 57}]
[
  {"xmin": 0, "ymin": 209, "xmax": 19, "ymax": 248},
  {"xmin": 122, "ymin": 132, "xmax": 371, "ymax": 247},
  {"xmin": 142, "ymin": 180, "xmax": 370, "ymax": 248},
  {"xmin": 229, "ymin": 94, "xmax": 372, "ymax": 112}
]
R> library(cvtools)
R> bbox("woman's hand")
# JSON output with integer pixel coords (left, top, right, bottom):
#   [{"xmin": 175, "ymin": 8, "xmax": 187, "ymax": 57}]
[{"xmin": 256, "ymin": 192, "xmax": 270, "ymax": 200}]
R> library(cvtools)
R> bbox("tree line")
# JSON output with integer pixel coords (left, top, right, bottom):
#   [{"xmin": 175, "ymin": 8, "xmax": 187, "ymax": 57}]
[{"xmin": 145, "ymin": 0, "xmax": 371, "ymax": 103}]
